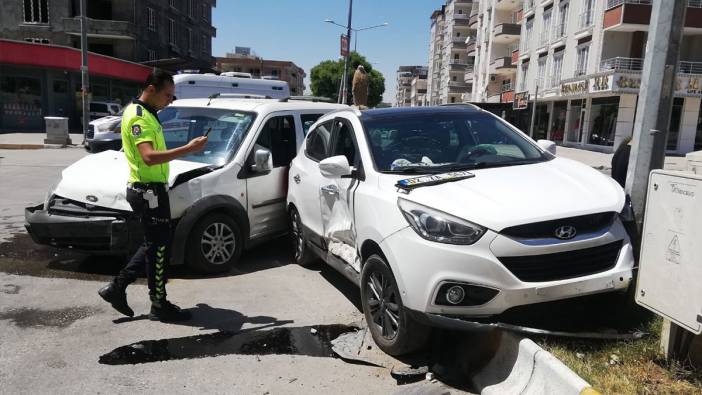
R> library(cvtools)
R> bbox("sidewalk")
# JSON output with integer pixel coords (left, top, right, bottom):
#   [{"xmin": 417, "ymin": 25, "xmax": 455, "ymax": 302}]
[
  {"xmin": 556, "ymin": 146, "xmax": 687, "ymax": 171},
  {"xmin": 0, "ymin": 133, "xmax": 85, "ymax": 149}
]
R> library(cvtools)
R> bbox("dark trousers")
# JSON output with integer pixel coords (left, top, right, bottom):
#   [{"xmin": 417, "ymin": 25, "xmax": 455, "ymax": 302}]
[{"xmin": 117, "ymin": 183, "xmax": 171, "ymax": 301}]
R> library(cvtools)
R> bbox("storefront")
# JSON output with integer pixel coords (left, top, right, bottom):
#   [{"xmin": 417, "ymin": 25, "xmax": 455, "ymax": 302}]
[{"xmin": 0, "ymin": 40, "xmax": 150, "ymax": 132}]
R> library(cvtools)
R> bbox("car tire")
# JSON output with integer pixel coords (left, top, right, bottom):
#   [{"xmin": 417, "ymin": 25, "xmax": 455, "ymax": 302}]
[
  {"xmin": 360, "ymin": 254, "xmax": 430, "ymax": 356},
  {"xmin": 289, "ymin": 206, "xmax": 317, "ymax": 266},
  {"xmin": 186, "ymin": 212, "xmax": 243, "ymax": 274}
]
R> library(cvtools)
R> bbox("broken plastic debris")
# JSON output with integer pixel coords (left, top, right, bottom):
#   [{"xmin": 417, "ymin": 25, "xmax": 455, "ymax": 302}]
[
  {"xmin": 425, "ymin": 372, "xmax": 435, "ymax": 381},
  {"xmin": 310, "ymin": 328, "xmax": 318, "ymax": 335},
  {"xmin": 390, "ymin": 365, "xmax": 429, "ymax": 385}
]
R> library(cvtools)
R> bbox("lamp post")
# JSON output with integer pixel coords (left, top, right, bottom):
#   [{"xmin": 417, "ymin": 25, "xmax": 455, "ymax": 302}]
[{"xmin": 324, "ymin": 16, "xmax": 388, "ymax": 104}]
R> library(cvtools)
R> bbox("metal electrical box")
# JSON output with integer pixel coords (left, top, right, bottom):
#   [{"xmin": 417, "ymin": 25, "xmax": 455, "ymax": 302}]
[{"xmin": 636, "ymin": 170, "xmax": 702, "ymax": 334}]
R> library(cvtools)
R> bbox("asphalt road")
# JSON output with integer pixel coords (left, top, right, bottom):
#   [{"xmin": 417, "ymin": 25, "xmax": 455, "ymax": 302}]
[{"xmin": 0, "ymin": 148, "xmax": 471, "ymax": 394}]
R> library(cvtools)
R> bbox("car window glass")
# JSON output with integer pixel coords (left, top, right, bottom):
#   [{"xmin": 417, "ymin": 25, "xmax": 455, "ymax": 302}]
[
  {"xmin": 300, "ymin": 113, "xmax": 324, "ymax": 135},
  {"xmin": 331, "ymin": 120, "xmax": 357, "ymax": 166},
  {"xmin": 254, "ymin": 115, "xmax": 297, "ymax": 168},
  {"xmin": 306, "ymin": 121, "xmax": 333, "ymax": 162}
]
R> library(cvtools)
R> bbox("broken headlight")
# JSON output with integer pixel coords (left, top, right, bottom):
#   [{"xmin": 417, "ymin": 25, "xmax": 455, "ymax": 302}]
[{"xmin": 398, "ymin": 198, "xmax": 486, "ymax": 245}]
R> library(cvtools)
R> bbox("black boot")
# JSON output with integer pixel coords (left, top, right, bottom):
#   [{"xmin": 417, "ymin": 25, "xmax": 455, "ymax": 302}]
[
  {"xmin": 98, "ymin": 279, "xmax": 134, "ymax": 317},
  {"xmin": 149, "ymin": 299, "xmax": 191, "ymax": 322}
]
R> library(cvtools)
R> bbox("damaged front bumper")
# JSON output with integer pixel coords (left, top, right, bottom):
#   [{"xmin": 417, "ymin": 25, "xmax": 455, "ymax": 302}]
[{"xmin": 24, "ymin": 197, "xmax": 139, "ymax": 254}]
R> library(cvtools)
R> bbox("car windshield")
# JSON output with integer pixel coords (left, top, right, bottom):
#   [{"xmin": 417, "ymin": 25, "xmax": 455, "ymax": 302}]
[
  {"xmin": 158, "ymin": 106, "xmax": 255, "ymax": 166},
  {"xmin": 361, "ymin": 111, "xmax": 549, "ymax": 173}
]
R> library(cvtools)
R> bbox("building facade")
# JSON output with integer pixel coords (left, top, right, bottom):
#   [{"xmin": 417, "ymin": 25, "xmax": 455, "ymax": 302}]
[
  {"xmin": 0, "ymin": 0, "xmax": 217, "ymax": 72},
  {"xmin": 395, "ymin": 65, "xmax": 428, "ymax": 107},
  {"xmin": 215, "ymin": 54, "xmax": 306, "ymax": 96},
  {"xmin": 427, "ymin": 0, "xmax": 475, "ymax": 105},
  {"xmin": 514, "ymin": 0, "xmax": 702, "ymax": 154}
]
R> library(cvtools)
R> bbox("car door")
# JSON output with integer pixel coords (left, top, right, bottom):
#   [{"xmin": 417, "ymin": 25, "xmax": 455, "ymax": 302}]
[
  {"xmin": 319, "ymin": 117, "xmax": 363, "ymax": 272},
  {"xmin": 244, "ymin": 112, "xmax": 298, "ymax": 238},
  {"xmin": 291, "ymin": 119, "xmax": 334, "ymax": 243}
]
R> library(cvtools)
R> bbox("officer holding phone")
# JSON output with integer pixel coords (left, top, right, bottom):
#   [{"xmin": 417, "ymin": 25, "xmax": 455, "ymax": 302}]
[{"xmin": 98, "ymin": 70, "xmax": 207, "ymax": 322}]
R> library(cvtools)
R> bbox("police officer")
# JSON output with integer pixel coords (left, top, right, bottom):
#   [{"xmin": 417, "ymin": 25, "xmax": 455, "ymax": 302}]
[{"xmin": 98, "ymin": 70, "xmax": 207, "ymax": 322}]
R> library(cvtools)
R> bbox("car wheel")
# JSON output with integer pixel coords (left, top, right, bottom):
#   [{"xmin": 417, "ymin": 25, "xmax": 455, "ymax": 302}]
[
  {"xmin": 360, "ymin": 254, "xmax": 430, "ymax": 356},
  {"xmin": 186, "ymin": 212, "xmax": 243, "ymax": 274},
  {"xmin": 289, "ymin": 207, "xmax": 317, "ymax": 266}
]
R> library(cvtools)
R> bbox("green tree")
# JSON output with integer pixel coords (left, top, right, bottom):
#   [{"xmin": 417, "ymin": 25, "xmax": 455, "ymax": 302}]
[{"xmin": 310, "ymin": 52, "xmax": 385, "ymax": 107}]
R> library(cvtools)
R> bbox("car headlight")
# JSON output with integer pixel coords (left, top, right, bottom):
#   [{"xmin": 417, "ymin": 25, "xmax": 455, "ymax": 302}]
[{"xmin": 398, "ymin": 198, "xmax": 486, "ymax": 245}]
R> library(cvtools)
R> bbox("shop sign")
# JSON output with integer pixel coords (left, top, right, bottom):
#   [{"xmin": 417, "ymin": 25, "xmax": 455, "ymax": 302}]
[
  {"xmin": 614, "ymin": 74, "xmax": 642, "ymax": 91},
  {"xmin": 676, "ymin": 76, "xmax": 702, "ymax": 96},
  {"xmin": 591, "ymin": 75, "xmax": 613, "ymax": 92},
  {"xmin": 513, "ymin": 91, "xmax": 529, "ymax": 110},
  {"xmin": 560, "ymin": 79, "xmax": 588, "ymax": 96}
]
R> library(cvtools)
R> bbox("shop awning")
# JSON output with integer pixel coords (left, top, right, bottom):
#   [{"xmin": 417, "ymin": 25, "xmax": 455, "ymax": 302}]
[{"xmin": 0, "ymin": 39, "xmax": 151, "ymax": 82}]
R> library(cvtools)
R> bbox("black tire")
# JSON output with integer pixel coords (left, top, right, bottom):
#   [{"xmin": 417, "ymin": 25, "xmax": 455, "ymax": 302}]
[
  {"xmin": 186, "ymin": 212, "xmax": 243, "ymax": 274},
  {"xmin": 289, "ymin": 206, "xmax": 317, "ymax": 266},
  {"xmin": 360, "ymin": 254, "xmax": 430, "ymax": 356}
]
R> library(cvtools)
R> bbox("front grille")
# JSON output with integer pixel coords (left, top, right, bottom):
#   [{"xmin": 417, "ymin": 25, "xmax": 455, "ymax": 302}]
[
  {"xmin": 497, "ymin": 240, "xmax": 623, "ymax": 282},
  {"xmin": 500, "ymin": 212, "xmax": 617, "ymax": 239},
  {"xmin": 48, "ymin": 195, "xmax": 127, "ymax": 218}
]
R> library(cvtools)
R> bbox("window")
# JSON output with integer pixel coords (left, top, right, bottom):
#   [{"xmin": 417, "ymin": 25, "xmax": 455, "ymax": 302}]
[
  {"xmin": 537, "ymin": 57, "xmax": 547, "ymax": 88},
  {"xmin": 187, "ymin": 28, "xmax": 192, "ymax": 52},
  {"xmin": 588, "ymin": 97, "xmax": 619, "ymax": 147},
  {"xmin": 169, "ymin": 0, "xmax": 176, "ymax": 8},
  {"xmin": 255, "ymin": 116, "xmax": 297, "ymax": 168},
  {"xmin": 520, "ymin": 62, "xmax": 529, "ymax": 91},
  {"xmin": 541, "ymin": 10, "xmax": 552, "ymax": 45},
  {"xmin": 168, "ymin": 18, "xmax": 175, "ymax": 44},
  {"xmin": 575, "ymin": 45, "xmax": 589, "ymax": 76},
  {"xmin": 300, "ymin": 114, "xmax": 324, "ymax": 135},
  {"xmin": 148, "ymin": 49, "xmax": 156, "ymax": 61},
  {"xmin": 331, "ymin": 121, "xmax": 359, "ymax": 167},
  {"xmin": 551, "ymin": 53, "xmax": 563, "ymax": 87},
  {"xmin": 580, "ymin": 0, "xmax": 594, "ymax": 29},
  {"xmin": 23, "ymin": 0, "xmax": 49, "ymax": 24},
  {"xmin": 202, "ymin": 3, "xmax": 209, "ymax": 21},
  {"xmin": 188, "ymin": 0, "xmax": 194, "ymax": 17},
  {"xmin": 147, "ymin": 8, "xmax": 156, "ymax": 31},
  {"xmin": 306, "ymin": 121, "xmax": 333, "ymax": 162},
  {"xmin": 522, "ymin": 19, "xmax": 534, "ymax": 52},
  {"xmin": 201, "ymin": 34, "xmax": 208, "ymax": 53},
  {"xmin": 556, "ymin": 2, "xmax": 569, "ymax": 38},
  {"xmin": 24, "ymin": 37, "xmax": 50, "ymax": 44}
]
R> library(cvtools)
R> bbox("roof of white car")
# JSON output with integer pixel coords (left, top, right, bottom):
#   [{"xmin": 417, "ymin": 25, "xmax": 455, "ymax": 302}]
[{"xmin": 171, "ymin": 98, "xmax": 349, "ymax": 113}]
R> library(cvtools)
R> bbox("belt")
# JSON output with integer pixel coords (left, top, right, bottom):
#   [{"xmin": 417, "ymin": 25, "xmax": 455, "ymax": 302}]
[{"xmin": 128, "ymin": 182, "xmax": 167, "ymax": 190}]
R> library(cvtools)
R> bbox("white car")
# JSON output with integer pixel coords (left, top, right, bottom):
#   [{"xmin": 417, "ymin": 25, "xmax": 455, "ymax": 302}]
[
  {"xmin": 287, "ymin": 105, "xmax": 635, "ymax": 356},
  {"xmin": 26, "ymin": 98, "xmax": 347, "ymax": 273},
  {"xmin": 85, "ymin": 114, "xmax": 122, "ymax": 153}
]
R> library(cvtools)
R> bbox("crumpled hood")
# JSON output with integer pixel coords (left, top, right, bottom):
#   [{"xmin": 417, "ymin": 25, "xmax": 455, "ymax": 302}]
[
  {"xmin": 53, "ymin": 150, "xmax": 207, "ymax": 211},
  {"xmin": 380, "ymin": 157, "xmax": 625, "ymax": 232}
]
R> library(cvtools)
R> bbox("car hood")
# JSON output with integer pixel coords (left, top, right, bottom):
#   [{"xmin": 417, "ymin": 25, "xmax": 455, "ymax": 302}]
[
  {"xmin": 379, "ymin": 157, "xmax": 625, "ymax": 232},
  {"xmin": 90, "ymin": 116, "xmax": 121, "ymax": 130},
  {"xmin": 52, "ymin": 151, "xmax": 208, "ymax": 211}
]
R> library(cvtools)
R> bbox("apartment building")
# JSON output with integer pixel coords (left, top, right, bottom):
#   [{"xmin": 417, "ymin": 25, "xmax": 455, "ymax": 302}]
[
  {"xmin": 427, "ymin": 0, "xmax": 475, "ymax": 105},
  {"xmin": 467, "ymin": 0, "xmax": 522, "ymax": 104},
  {"xmin": 0, "ymin": 0, "xmax": 217, "ymax": 71},
  {"xmin": 514, "ymin": 0, "xmax": 702, "ymax": 154},
  {"xmin": 215, "ymin": 53, "xmax": 306, "ymax": 95},
  {"xmin": 395, "ymin": 65, "xmax": 428, "ymax": 107}
]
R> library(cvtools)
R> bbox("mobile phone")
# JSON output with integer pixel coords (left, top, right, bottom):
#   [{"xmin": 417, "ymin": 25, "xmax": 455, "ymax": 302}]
[{"xmin": 204, "ymin": 127, "xmax": 212, "ymax": 137}]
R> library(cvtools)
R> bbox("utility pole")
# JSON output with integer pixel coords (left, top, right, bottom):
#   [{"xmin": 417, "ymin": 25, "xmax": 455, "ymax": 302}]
[
  {"xmin": 339, "ymin": 0, "xmax": 353, "ymax": 104},
  {"xmin": 528, "ymin": 84, "xmax": 539, "ymax": 138},
  {"xmin": 80, "ymin": 0, "xmax": 90, "ymax": 143},
  {"xmin": 624, "ymin": 1, "xmax": 687, "ymax": 361}
]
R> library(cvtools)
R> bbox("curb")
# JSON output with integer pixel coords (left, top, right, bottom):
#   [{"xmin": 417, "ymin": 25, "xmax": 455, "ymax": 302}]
[
  {"xmin": 0, "ymin": 143, "xmax": 85, "ymax": 150},
  {"xmin": 473, "ymin": 332, "xmax": 600, "ymax": 395}
]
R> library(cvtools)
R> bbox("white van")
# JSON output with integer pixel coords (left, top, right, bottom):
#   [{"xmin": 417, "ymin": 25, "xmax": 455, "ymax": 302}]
[{"xmin": 174, "ymin": 74, "xmax": 290, "ymax": 100}]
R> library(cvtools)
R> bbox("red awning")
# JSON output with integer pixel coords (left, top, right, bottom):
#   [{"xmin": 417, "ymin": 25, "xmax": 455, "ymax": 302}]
[{"xmin": 0, "ymin": 39, "xmax": 151, "ymax": 82}]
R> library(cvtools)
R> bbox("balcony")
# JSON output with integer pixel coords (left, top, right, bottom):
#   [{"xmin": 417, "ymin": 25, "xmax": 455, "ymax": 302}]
[
  {"xmin": 600, "ymin": 57, "xmax": 644, "ymax": 72},
  {"xmin": 62, "ymin": 17, "xmax": 135, "ymax": 39},
  {"xmin": 448, "ymin": 81, "xmax": 471, "ymax": 93},
  {"xmin": 604, "ymin": 0, "xmax": 702, "ymax": 31},
  {"xmin": 497, "ymin": 0, "xmax": 523, "ymax": 11},
  {"xmin": 453, "ymin": 18, "xmax": 471, "ymax": 27},
  {"xmin": 493, "ymin": 23, "xmax": 521, "ymax": 43},
  {"xmin": 490, "ymin": 56, "xmax": 517, "ymax": 75},
  {"xmin": 464, "ymin": 68, "xmax": 475, "ymax": 82},
  {"xmin": 680, "ymin": 61, "xmax": 702, "ymax": 74},
  {"xmin": 467, "ymin": 39, "xmax": 477, "ymax": 54},
  {"xmin": 449, "ymin": 62, "xmax": 473, "ymax": 71},
  {"xmin": 453, "ymin": 13, "xmax": 470, "ymax": 20},
  {"xmin": 455, "ymin": 0, "xmax": 472, "ymax": 4},
  {"xmin": 469, "ymin": 14, "xmax": 479, "ymax": 27}
]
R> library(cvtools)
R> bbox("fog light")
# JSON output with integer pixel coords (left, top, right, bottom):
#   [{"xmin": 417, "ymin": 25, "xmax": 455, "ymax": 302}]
[{"xmin": 446, "ymin": 285, "xmax": 465, "ymax": 305}]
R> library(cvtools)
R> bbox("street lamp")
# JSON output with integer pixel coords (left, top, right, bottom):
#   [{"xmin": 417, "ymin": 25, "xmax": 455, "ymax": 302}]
[{"xmin": 324, "ymin": 19, "xmax": 389, "ymax": 52}]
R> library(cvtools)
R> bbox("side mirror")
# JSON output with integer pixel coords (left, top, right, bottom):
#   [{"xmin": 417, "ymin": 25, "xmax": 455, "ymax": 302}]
[
  {"xmin": 252, "ymin": 148, "xmax": 273, "ymax": 173},
  {"xmin": 319, "ymin": 155, "xmax": 352, "ymax": 178},
  {"xmin": 537, "ymin": 139, "xmax": 557, "ymax": 155}
]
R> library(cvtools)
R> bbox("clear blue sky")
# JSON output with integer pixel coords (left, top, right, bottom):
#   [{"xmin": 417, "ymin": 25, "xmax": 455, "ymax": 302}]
[{"xmin": 212, "ymin": 0, "xmax": 443, "ymax": 104}]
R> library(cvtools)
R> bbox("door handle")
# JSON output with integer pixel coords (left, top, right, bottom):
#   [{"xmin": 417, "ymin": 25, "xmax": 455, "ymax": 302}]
[
  {"xmin": 321, "ymin": 185, "xmax": 339, "ymax": 195},
  {"xmin": 293, "ymin": 174, "xmax": 301, "ymax": 184}
]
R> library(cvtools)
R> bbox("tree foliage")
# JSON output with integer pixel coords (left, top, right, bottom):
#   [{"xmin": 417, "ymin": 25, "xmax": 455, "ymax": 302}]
[{"xmin": 310, "ymin": 52, "xmax": 385, "ymax": 107}]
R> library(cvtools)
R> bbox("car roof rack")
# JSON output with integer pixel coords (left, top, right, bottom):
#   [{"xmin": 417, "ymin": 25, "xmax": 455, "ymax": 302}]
[
  {"xmin": 206, "ymin": 93, "xmax": 273, "ymax": 105},
  {"xmin": 278, "ymin": 95, "xmax": 335, "ymax": 103}
]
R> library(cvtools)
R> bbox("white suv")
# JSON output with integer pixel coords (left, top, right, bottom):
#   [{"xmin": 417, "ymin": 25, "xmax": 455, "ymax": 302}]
[
  {"xmin": 26, "ymin": 98, "xmax": 347, "ymax": 273},
  {"xmin": 287, "ymin": 105, "xmax": 635, "ymax": 356}
]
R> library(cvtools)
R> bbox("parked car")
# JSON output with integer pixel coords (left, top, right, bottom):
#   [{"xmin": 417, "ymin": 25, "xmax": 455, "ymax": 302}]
[
  {"xmin": 286, "ymin": 105, "xmax": 636, "ymax": 356},
  {"xmin": 174, "ymin": 73, "xmax": 290, "ymax": 100},
  {"xmin": 85, "ymin": 114, "xmax": 122, "ymax": 153},
  {"xmin": 26, "ymin": 97, "xmax": 347, "ymax": 273},
  {"xmin": 89, "ymin": 101, "xmax": 122, "ymax": 120}
]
